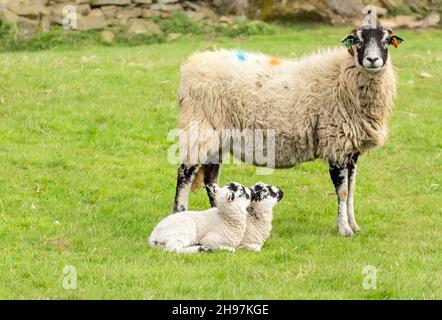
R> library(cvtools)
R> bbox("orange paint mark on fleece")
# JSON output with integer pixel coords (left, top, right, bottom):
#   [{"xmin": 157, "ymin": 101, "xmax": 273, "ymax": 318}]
[{"xmin": 269, "ymin": 57, "xmax": 281, "ymax": 66}]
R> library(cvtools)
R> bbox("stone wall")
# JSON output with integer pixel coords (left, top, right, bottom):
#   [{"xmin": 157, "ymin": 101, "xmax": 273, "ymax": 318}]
[
  {"xmin": 0, "ymin": 0, "xmax": 440, "ymax": 41},
  {"xmin": 248, "ymin": 0, "xmax": 440, "ymax": 24},
  {"xmin": 0, "ymin": 0, "xmax": 220, "ymax": 40}
]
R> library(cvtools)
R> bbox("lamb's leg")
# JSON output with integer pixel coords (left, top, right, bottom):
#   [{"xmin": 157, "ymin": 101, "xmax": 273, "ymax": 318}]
[
  {"xmin": 209, "ymin": 245, "xmax": 236, "ymax": 253},
  {"xmin": 163, "ymin": 239, "xmax": 203, "ymax": 254},
  {"xmin": 347, "ymin": 154, "xmax": 361, "ymax": 233},
  {"xmin": 164, "ymin": 239, "xmax": 187, "ymax": 253},
  {"xmin": 204, "ymin": 163, "xmax": 221, "ymax": 207},
  {"xmin": 242, "ymin": 243, "xmax": 262, "ymax": 252},
  {"xmin": 196, "ymin": 244, "xmax": 235, "ymax": 252},
  {"xmin": 199, "ymin": 233, "xmax": 236, "ymax": 252},
  {"xmin": 329, "ymin": 161, "xmax": 353, "ymax": 236},
  {"xmin": 180, "ymin": 245, "xmax": 207, "ymax": 253},
  {"xmin": 172, "ymin": 164, "xmax": 201, "ymax": 213},
  {"xmin": 196, "ymin": 246, "xmax": 213, "ymax": 252}
]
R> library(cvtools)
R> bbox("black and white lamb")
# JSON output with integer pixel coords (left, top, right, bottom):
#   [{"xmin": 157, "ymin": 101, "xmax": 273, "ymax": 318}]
[
  {"xmin": 240, "ymin": 183, "xmax": 284, "ymax": 252},
  {"xmin": 149, "ymin": 182, "xmax": 251, "ymax": 253}
]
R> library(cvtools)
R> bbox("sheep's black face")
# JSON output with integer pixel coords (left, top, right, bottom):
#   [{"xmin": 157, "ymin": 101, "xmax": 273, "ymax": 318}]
[{"xmin": 342, "ymin": 26, "xmax": 404, "ymax": 73}]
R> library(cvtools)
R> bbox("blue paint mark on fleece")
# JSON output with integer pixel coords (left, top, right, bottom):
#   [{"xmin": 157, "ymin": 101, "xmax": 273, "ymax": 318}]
[{"xmin": 236, "ymin": 51, "xmax": 247, "ymax": 61}]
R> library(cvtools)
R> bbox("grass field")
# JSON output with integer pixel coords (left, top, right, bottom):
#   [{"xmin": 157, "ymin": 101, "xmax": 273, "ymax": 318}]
[{"xmin": 0, "ymin": 26, "xmax": 441, "ymax": 299}]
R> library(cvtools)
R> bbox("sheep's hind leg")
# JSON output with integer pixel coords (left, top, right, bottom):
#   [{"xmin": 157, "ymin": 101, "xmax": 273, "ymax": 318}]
[
  {"xmin": 204, "ymin": 162, "xmax": 221, "ymax": 207},
  {"xmin": 329, "ymin": 161, "xmax": 353, "ymax": 237},
  {"xmin": 347, "ymin": 154, "xmax": 361, "ymax": 233},
  {"xmin": 173, "ymin": 164, "xmax": 201, "ymax": 213}
]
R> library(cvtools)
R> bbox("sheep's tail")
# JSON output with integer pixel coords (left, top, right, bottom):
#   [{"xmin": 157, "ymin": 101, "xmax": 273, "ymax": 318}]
[{"xmin": 191, "ymin": 166, "xmax": 204, "ymax": 192}]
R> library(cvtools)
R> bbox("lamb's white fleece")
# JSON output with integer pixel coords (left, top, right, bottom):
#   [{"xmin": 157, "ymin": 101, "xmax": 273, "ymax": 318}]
[
  {"xmin": 240, "ymin": 205, "xmax": 274, "ymax": 252},
  {"xmin": 240, "ymin": 183, "xmax": 282, "ymax": 251}
]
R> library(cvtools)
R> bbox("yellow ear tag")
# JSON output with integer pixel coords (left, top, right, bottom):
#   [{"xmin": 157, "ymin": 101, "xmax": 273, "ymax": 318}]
[{"xmin": 392, "ymin": 37, "xmax": 399, "ymax": 48}]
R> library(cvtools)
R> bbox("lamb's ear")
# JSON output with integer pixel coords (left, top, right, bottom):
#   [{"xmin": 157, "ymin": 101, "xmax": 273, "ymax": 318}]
[
  {"xmin": 251, "ymin": 190, "xmax": 260, "ymax": 202},
  {"xmin": 206, "ymin": 183, "xmax": 220, "ymax": 196},
  {"xmin": 248, "ymin": 188, "xmax": 254, "ymax": 200},
  {"xmin": 226, "ymin": 191, "xmax": 235, "ymax": 203}
]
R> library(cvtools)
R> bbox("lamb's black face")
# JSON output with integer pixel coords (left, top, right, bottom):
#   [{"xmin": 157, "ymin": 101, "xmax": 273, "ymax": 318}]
[
  {"xmin": 342, "ymin": 26, "xmax": 404, "ymax": 73},
  {"xmin": 207, "ymin": 182, "xmax": 252, "ymax": 207},
  {"xmin": 251, "ymin": 183, "xmax": 283, "ymax": 203},
  {"xmin": 226, "ymin": 182, "xmax": 252, "ymax": 201}
]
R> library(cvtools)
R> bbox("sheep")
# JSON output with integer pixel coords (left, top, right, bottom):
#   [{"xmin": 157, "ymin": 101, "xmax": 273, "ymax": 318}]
[
  {"xmin": 240, "ymin": 183, "xmax": 283, "ymax": 251},
  {"xmin": 172, "ymin": 25, "xmax": 404, "ymax": 237},
  {"xmin": 149, "ymin": 182, "xmax": 252, "ymax": 253}
]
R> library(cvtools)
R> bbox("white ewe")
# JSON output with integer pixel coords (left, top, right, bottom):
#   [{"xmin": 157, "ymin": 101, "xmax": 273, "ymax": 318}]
[{"xmin": 172, "ymin": 25, "xmax": 404, "ymax": 236}]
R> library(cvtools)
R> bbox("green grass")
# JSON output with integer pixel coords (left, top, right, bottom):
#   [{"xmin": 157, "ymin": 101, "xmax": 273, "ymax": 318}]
[{"xmin": 0, "ymin": 26, "xmax": 441, "ymax": 299}]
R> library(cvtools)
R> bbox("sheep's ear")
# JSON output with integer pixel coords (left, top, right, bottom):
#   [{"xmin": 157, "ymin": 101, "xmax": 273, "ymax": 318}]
[
  {"xmin": 388, "ymin": 35, "xmax": 404, "ymax": 48},
  {"xmin": 341, "ymin": 30, "xmax": 357, "ymax": 56},
  {"xmin": 385, "ymin": 28, "xmax": 404, "ymax": 48},
  {"xmin": 341, "ymin": 34, "xmax": 355, "ymax": 48},
  {"xmin": 226, "ymin": 192, "xmax": 235, "ymax": 203},
  {"xmin": 341, "ymin": 27, "xmax": 358, "ymax": 46}
]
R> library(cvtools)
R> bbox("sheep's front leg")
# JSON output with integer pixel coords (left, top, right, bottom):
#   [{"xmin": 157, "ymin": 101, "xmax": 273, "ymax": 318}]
[
  {"xmin": 347, "ymin": 154, "xmax": 361, "ymax": 233},
  {"xmin": 329, "ymin": 161, "xmax": 353, "ymax": 236},
  {"xmin": 172, "ymin": 164, "xmax": 201, "ymax": 213}
]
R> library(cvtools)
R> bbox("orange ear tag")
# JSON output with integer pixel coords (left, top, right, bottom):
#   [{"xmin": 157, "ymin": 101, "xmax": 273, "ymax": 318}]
[{"xmin": 392, "ymin": 37, "xmax": 399, "ymax": 48}]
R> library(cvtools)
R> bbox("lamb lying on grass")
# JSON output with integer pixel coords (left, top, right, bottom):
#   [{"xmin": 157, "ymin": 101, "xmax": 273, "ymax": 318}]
[
  {"xmin": 149, "ymin": 182, "xmax": 251, "ymax": 253},
  {"xmin": 207, "ymin": 182, "xmax": 284, "ymax": 252},
  {"xmin": 240, "ymin": 183, "xmax": 284, "ymax": 252}
]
